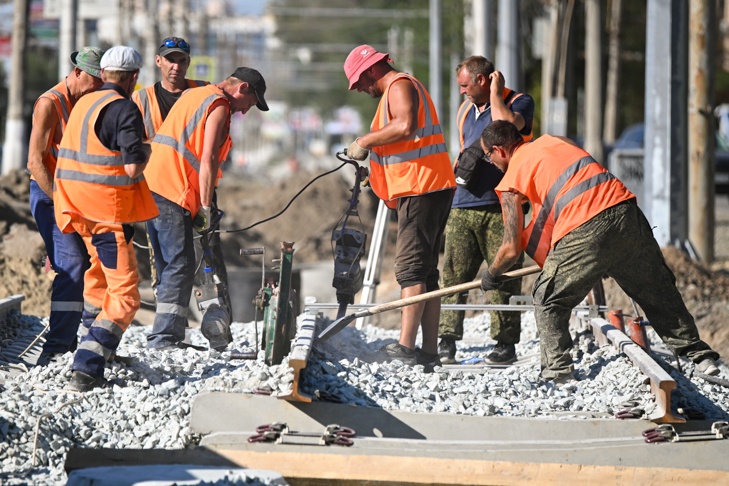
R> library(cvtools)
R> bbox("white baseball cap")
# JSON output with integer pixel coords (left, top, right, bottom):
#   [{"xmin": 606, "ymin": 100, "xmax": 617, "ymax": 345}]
[{"xmin": 100, "ymin": 46, "xmax": 143, "ymax": 72}]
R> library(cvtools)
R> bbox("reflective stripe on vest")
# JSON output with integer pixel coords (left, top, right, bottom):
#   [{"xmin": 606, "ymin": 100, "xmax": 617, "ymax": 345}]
[
  {"xmin": 525, "ymin": 155, "xmax": 616, "ymax": 257},
  {"xmin": 134, "ymin": 79, "xmax": 209, "ymax": 141},
  {"xmin": 368, "ymin": 73, "xmax": 455, "ymax": 206},
  {"xmin": 152, "ymin": 92, "xmax": 224, "ymax": 174},
  {"xmin": 32, "ymin": 81, "xmax": 74, "ymax": 178}
]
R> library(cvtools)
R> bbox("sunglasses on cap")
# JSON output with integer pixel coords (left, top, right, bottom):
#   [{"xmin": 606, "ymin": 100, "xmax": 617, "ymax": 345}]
[{"xmin": 161, "ymin": 38, "xmax": 190, "ymax": 53}]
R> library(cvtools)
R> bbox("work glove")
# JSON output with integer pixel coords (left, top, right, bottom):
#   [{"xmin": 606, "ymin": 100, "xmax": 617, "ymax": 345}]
[
  {"xmin": 480, "ymin": 269, "xmax": 503, "ymax": 291},
  {"xmin": 193, "ymin": 206, "xmax": 212, "ymax": 233},
  {"xmin": 347, "ymin": 138, "xmax": 369, "ymax": 161}
]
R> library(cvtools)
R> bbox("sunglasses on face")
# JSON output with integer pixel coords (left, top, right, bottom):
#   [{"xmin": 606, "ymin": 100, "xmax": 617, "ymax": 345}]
[{"xmin": 161, "ymin": 38, "xmax": 190, "ymax": 53}]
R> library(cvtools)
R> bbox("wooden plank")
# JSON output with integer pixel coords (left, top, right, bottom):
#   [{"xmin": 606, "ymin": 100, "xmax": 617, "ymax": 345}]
[{"xmin": 213, "ymin": 449, "xmax": 729, "ymax": 485}]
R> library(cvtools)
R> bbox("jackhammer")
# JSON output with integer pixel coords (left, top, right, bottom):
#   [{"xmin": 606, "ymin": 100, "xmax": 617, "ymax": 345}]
[
  {"xmin": 194, "ymin": 208, "xmax": 233, "ymax": 351},
  {"xmin": 331, "ymin": 151, "xmax": 368, "ymax": 319}
]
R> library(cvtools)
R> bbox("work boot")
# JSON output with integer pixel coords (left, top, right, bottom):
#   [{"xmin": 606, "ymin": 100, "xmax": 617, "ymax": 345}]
[
  {"xmin": 377, "ymin": 343, "xmax": 418, "ymax": 366},
  {"xmin": 485, "ymin": 343, "xmax": 517, "ymax": 365},
  {"xmin": 696, "ymin": 358, "xmax": 720, "ymax": 376},
  {"xmin": 438, "ymin": 338, "xmax": 457, "ymax": 364},
  {"xmin": 68, "ymin": 371, "xmax": 108, "ymax": 392},
  {"xmin": 416, "ymin": 348, "xmax": 441, "ymax": 373},
  {"xmin": 201, "ymin": 304, "xmax": 233, "ymax": 351}
]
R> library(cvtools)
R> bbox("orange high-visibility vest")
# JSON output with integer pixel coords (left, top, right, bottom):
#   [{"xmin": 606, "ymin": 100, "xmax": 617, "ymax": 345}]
[
  {"xmin": 32, "ymin": 80, "xmax": 73, "ymax": 179},
  {"xmin": 132, "ymin": 79, "xmax": 209, "ymax": 141},
  {"xmin": 53, "ymin": 90, "xmax": 159, "ymax": 233},
  {"xmin": 147, "ymin": 84, "xmax": 232, "ymax": 216},
  {"xmin": 496, "ymin": 135, "xmax": 635, "ymax": 267},
  {"xmin": 456, "ymin": 88, "xmax": 533, "ymax": 151},
  {"xmin": 369, "ymin": 73, "xmax": 455, "ymax": 209}
]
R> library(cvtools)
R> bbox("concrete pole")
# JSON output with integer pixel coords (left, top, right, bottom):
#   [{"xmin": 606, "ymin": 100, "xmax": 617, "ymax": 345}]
[
  {"xmin": 143, "ymin": 0, "xmax": 160, "ymax": 87},
  {"xmin": 429, "ymin": 0, "xmax": 442, "ymax": 118},
  {"xmin": 1, "ymin": 0, "xmax": 30, "ymax": 175},
  {"xmin": 59, "ymin": 0, "xmax": 78, "ymax": 81},
  {"xmin": 688, "ymin": 0, "xmax": 715, "ymax": 262},
  {"xmin": 644, "ymin": 0, "xmax": 689, "ymax": 247},
  {"xmin": 541, "ymin": 1, "xmax": 558, "ymax": 135},
  {"xmin": 584, "ymin": 0, "xmax": 603, "ymax": 162},
  {"xmin": 497, "ymin": 0, "xmax": 520, "ymax": 91},
  {"xmin": 472, "ymin": 0, "xmax": 495, "ymax": 60},
  {"xmin": 723, "ymin": 0, "xmax": 729, "ymax": 71},
  {"xmin": 603, "ymin": 0, "xmax": 622, "ymax": 144}
]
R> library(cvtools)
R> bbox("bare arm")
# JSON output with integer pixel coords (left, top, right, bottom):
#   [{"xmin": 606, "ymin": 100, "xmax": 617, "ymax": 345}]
[
  {"xmin": 488, "ymin": 71, "xmax": 526, "ymax": 131},
  {"xmin": 357, "ymin": 78, "xmax": 419, "ymax": 149},
  {"xmin": 27, "ymin": 98, "xmax": 59, "ymax": 197},
  {"xmin": 199, "ymin": 103, "xmax": 229, "ymax": 207},
  {"xmin": 489, "ymin": 191, "xmax": 525, "ymax": 276}
]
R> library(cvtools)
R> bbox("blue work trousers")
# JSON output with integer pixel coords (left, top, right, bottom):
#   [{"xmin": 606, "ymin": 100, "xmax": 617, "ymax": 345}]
[
  {"xmin": 29, "ymin": 181, "xmax": 90, "ymax": 354},
  {"xmin": 145, "ymin": 193, "xmax": 196, "ymax": 348}
]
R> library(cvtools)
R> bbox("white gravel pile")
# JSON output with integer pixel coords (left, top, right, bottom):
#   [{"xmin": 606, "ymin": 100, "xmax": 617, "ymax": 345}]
[{"xmin": 1, "ymin": 309, "xmax": 728, "ymax": 484}]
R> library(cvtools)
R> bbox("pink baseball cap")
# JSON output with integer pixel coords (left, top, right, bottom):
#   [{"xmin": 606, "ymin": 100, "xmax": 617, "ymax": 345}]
[{"xmin": 344, "ymin": 44, "xmax": 391, "ymax": 90}]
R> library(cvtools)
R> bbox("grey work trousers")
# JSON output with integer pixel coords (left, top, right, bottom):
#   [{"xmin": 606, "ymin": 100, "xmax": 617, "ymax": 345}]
[{"xmin": 534, "ymin": 199, "xmax": 719, "ymax": 380}]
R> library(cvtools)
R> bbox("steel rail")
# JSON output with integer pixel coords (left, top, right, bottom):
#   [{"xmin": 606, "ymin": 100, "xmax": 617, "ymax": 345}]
[{"xmin": 589, "ymin": 316, "xmax": 684, "ymax": 424}]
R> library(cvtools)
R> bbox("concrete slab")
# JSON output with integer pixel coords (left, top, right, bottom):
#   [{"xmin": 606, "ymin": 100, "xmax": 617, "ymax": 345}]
[{"xmin": 191, "ymin": 392, "xmax": 729, "ymax": 483}]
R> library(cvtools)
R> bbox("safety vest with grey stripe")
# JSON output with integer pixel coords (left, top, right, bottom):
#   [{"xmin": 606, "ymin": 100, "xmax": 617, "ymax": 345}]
[
  {"xmin": 40, "ymin": 87, "xmax": 72, "ymax": 160},
  {"xmin": 370, "ymin": 77, "xmax": 448, "ymax": 166},
  {"xmin": 526, "ymin": 155, "xmax": 616, "ymax": 258},
  {"xmin": 136, "ymin": 80, "xmax": 208, "ymax": 141},
  {"xmin": 151, "ymin": 92, "xmax": 225, "ymax": 175},
  {"xmin": 56, "ymin": 91, "xmax": 146, "ymax": 187}
]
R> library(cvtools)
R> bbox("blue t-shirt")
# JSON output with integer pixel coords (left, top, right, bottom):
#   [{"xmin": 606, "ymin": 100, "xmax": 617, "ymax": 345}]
[{"xmin": 452, "ymin": 92, "xmax": 535, "ymax": 208}]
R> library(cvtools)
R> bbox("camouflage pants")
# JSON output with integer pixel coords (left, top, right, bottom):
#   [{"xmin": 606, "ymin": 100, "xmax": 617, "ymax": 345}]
[
  {"xmin": 534, "ymin": 199, "xmax": 719, "ymax": 380},
  {"xmin": 440, "ymin": 205, "xmax": 524, "ymax": 343}
]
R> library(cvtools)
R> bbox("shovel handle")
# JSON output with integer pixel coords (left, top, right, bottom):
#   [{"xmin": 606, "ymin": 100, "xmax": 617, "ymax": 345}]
[
  {"xmin": 317, "ymin": 264, "xmax": 540, "ymax": 342},
  {"xmin": 366, "ymin": 264, "xmax": 540, "ymax": 315}
]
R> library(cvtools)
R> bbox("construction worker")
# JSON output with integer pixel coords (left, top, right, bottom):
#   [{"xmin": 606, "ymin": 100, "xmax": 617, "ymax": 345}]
[
  {"xmin": 439, "ymin": 56, "xmax": 534, "ymax": 366},
  {"xmin": 131, "ymin": 36, "xmax": 231, "ymax": 327},
  {"xmin": 27, "ymin": 46, "xmax": 104, "ymax": 366},
  {"xmin": 479, "ymin": 120, "xmax": 722, "ymax": 382},
  {"xmin": 53, "ymin": 46, "xmax": 159, "ymax": 392},
  {"xmin": 343, "ymin": 44, "xmax": 456, "ymax": 369},
  {"xmin": 144, "ymin": 67, "xmax": 269, "ymax": 351}
]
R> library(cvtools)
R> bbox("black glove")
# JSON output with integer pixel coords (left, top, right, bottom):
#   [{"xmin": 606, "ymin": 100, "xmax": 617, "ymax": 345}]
[{"xmin": 481, "ymin": 269, "xmax": 503, "ymax": 291}]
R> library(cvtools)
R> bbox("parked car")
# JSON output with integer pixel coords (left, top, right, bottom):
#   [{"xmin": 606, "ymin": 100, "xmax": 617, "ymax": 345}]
[{"xmin": 606, "ymin": 123, "xmax": 729, "ymax": 195}]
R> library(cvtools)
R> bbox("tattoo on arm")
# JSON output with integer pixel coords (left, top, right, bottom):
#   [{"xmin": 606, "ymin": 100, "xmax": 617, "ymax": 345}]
[{"xmin": 501, "ymin": 192, "xmax": 521, "ymax": 247}]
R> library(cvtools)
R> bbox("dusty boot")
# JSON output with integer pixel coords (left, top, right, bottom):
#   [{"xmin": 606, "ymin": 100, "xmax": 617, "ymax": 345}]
[
  {"xmin": 438, "ymin": 338, "xmax": 457, "ymax": 364},
  {"xmin": 201, "ymin": 304, "xmax": 232, "ymax": 351}
]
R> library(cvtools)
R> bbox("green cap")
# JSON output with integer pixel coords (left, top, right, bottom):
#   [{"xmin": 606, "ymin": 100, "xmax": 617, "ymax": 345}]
[{"xmin": 70, "ymin": 46, "xmax": 104, "ymax": 78}]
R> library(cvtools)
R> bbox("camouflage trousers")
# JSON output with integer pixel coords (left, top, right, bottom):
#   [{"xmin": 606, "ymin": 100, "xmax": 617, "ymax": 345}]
[
  {"xmin": 439, "ymin": 205, "xmax": 524, "ymax": 343},
  {"xmin": 534, "ymin": 199, "xmax": 719, "ymax": 380}
]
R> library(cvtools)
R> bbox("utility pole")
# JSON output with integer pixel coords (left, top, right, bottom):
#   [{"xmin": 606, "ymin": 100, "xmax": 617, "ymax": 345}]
[
  {"xmin": 59, "ymin": 0, "xmax": 78, "ymax": 81},
  {"xmin": 143, "ymin": 0, "xmax": 160, "ymax": 87},
  {"xmin": 644, "ymin": 0, "xmax": 689, "ymax": 247},
  {"xmin": 429, "ymin": 0, "xmax": 442, "ymax": 117},
  {"xmin": 497, "ymin": 0, "xmax": 521, "ymax": 91},
  {"xmin": 584, "ymin": 0, "xmax": 603, "ymax": 162},
  {"xmin": 688, "ymin": 0, "xmax": 715, "ymax": 262},
  {"xmin": 603, "ymin": 0, "xmax": 622, "ymax": 144},
  {"xmin": 2, "ymin": 0, "xmax": 30, "ymax": 175},
  {"xmin": 471, "ymin": 0, "xmax": 495, "ymax": 60}
]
